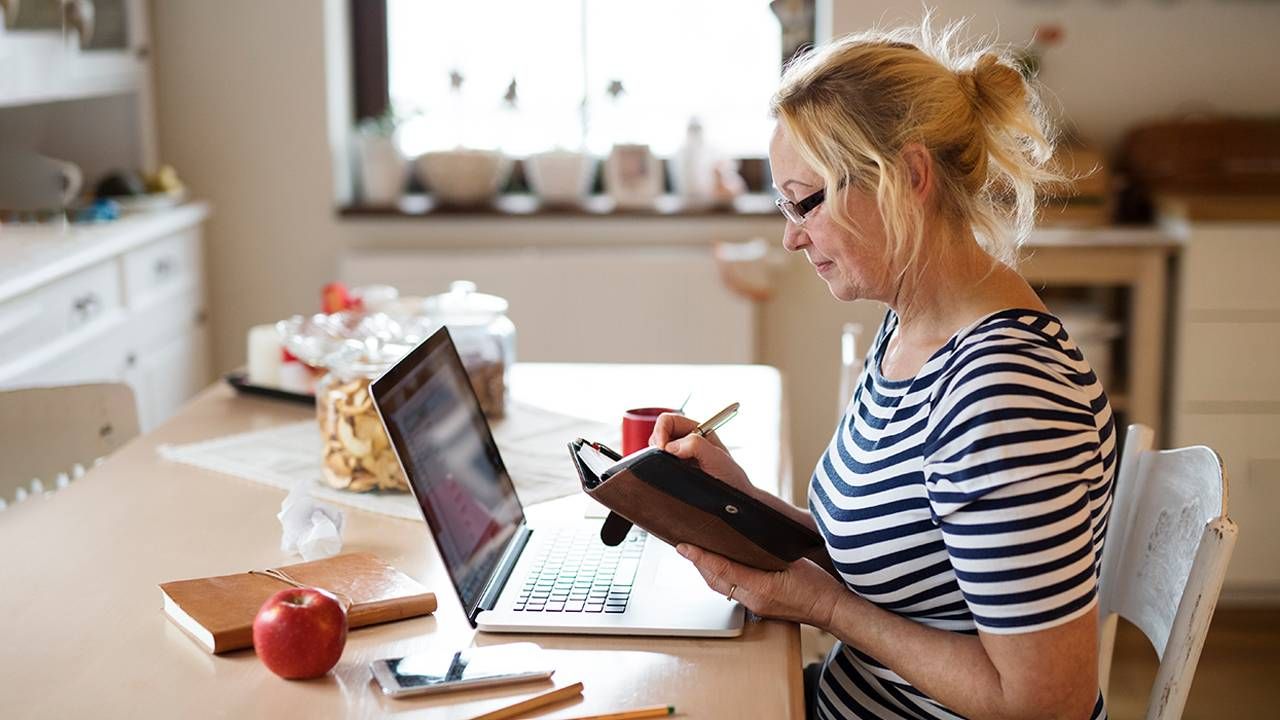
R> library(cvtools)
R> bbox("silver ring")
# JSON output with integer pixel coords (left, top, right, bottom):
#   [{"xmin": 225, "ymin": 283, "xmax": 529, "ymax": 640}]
[{"xmin": 727, "ymin": 584, "xmax": 737, "ymax": 601}]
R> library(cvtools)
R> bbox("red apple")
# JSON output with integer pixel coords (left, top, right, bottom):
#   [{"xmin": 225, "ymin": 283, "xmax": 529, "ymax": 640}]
[{"xmin": 252, "ymin": 587, "xmax": 348, "ymax": 679}]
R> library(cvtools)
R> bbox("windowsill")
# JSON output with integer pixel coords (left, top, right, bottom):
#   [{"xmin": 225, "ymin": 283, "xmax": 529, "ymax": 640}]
[{"xmin": 337, "ymin": 193, "xmax": 782, "ymax": 220}]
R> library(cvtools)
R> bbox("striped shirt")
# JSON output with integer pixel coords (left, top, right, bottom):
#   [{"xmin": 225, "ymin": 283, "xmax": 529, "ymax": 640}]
[{"xmin": 810, "ymin": 308, "xmax": 1115, "ymax": 720}]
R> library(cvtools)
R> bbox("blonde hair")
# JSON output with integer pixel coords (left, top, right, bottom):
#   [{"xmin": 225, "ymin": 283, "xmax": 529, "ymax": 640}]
[{"xmin": 771, "ymin": 15, "xmax": 1062, "ymax": 273}]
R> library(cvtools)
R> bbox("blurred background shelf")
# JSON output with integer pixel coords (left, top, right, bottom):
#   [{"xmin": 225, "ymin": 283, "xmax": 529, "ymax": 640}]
[
  {"xmin": 0, "ymin": 0, "xmax": 151, "ymax": 109},
  {"xmin": 339, "ymin": 192, "xmax": 781, "ymax": 219}
]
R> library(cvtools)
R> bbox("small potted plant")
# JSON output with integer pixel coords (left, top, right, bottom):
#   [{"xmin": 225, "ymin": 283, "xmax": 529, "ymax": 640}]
[{"xmin": 355, "ymin": 108, "xmax": 409, "ymax": 206}]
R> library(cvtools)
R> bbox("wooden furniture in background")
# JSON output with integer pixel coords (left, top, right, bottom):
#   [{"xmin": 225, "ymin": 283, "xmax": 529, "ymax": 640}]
[
  {"xmin": 0, "ymin": 363, "xmax": 802, "ymax": 719},
  {"xmin": 1158, "ymin": 198, "xmax": 1280, "ymax": 601},
  {"xmin": 0, "ymin": 204, "xmax": 211, "ymax": 431},
  {"xmin": 0, "ymin": 0, "xmax": 159, "ymax": 195},
  {"xmin": 1019, "ymin": 228, "xmax": 1178, "ymax": 444},
  {"xmin": 1097, "ymin": 424, "xmax": 1238, "ymax": 719},
  {"xmin": 1040, "ymin": 140, "xmax": 1114, "ymax": 228},
  {"xmin": 0, "ymin": 0, "xmax": 153, "ymax": 114},
  {"xmin": 1, "ymin": 0, "xmax": 210, "ymax": 432}
]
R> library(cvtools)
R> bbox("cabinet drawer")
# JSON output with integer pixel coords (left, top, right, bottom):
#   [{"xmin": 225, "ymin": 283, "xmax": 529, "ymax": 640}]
[
  {"xmin": 4, "ymin": 317, "xmax": 132, "ymax": 389},
  {"xmin": 0, "ymin": 259, "xmax": 124, "ymax": 362},
  {"xmin": 1173, "ymin": 413, "xmax": 1280, "ymax": 589},
  {"xmin": 124, "ymin": 284, "xmax": 205, "ymax": 353},
  {"xmin": 1176, "ymin": 321, "xmax": 1280, "ymax": 403},
  {"xmin": 1183, "ymin": 226, "xmax": 1280, "ymax": 311},
  {"xmin": 122, "ymin": 229, "xmax": 201, "ymax": 308}
]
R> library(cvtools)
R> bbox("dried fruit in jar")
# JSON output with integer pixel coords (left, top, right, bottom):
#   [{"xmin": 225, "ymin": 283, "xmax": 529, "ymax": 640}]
[
  {"xmin": 465, "ymin": 357, "xmax": 506, "ymax": 420},
  {"xmin": 317, "ymin": 376, "xmax": 407, "ymax": 492}
]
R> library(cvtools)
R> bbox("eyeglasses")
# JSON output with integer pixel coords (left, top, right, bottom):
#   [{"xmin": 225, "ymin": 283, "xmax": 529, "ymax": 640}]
[{"xmin": 774, "ymin": 186, "xmax": 827, "ymax": 225}]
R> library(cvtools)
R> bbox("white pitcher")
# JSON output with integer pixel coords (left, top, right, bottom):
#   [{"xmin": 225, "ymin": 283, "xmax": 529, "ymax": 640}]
[{"xmin": 0, "ymin": 146, "xmax": 84, "ymax": 211}]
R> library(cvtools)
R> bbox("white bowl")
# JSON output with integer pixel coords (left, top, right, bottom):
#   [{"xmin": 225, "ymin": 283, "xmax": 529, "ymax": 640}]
[
  {"xmin": 525, "ymin": 150, "xmax": 596, "ymax": 206},
  {"xmin": 415, "ymin": 149, "xmax": 512, "ymax": 206}
]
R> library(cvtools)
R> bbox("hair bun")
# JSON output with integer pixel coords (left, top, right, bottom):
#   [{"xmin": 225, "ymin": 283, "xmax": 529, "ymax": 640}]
[{"xmin": 963, "ymin": 53, "xmax": 1027, "ymax": 116}]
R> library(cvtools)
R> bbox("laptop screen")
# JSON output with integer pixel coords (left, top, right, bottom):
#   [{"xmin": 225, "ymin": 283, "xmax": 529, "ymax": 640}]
[{"xmin": 371, "ymin": 327, "xmax": 525, "ymax": 615}]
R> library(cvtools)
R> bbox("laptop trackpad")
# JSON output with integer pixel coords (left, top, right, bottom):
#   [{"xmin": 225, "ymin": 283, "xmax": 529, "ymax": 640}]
[{"xmin": 651, "ymin": 547, "xmax": 714, "ymax": 594}]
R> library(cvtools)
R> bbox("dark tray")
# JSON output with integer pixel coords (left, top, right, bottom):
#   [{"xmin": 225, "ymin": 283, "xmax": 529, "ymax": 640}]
[{"xmin": 225, "ymin": 370, "xmax": 315, "ymax": 406}]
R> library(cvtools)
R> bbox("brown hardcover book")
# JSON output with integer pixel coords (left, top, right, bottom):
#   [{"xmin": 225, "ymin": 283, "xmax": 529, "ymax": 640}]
[{"xmin": 159, "ymin": 552, "xmax": 437, "ymax": 654}]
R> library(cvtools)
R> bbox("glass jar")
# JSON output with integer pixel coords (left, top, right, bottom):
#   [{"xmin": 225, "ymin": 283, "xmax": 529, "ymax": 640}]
[
  {"xmin": 423, "ymin": 281, "xmax": 516, "ymax": 419},
  {"xmin": 279, "ymin": 311, "xmax": 421, "ymax": 493},
  {"xmin": 315, "ymin": 354, "xmax": 407, "ymax": 493}
]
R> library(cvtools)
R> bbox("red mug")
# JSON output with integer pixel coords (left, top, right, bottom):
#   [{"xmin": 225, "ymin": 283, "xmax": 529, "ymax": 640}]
[{"xmin": 621, "ymin": 407, "xmax": 678, "ymax": 456}]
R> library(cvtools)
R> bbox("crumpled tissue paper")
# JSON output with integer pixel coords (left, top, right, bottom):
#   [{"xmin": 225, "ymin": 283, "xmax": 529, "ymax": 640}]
[{"xmin": 278, "ymin": 483, "xmax": 346, "ymax": 561}]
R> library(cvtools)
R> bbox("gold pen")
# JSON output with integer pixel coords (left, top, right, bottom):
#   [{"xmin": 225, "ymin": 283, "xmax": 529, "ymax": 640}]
[{"xmin": 691, "ymin": 402, "xmax": 739, "ymax": 438}]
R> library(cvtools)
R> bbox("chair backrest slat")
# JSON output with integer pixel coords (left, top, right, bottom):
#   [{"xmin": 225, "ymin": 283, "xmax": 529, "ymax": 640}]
[
  {"xmin": 0, "ymin": 383, "xmax": 140, "ymax": 501},
  {"xmin": 1097, "ymin": 423, "xmax": 1238, "ymax": 720}
]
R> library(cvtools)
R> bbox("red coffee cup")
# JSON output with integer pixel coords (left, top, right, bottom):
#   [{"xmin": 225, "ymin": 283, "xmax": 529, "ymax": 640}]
[{"xmin": 622, "ymin": 407, "xmax": 677, "ymax": 456}]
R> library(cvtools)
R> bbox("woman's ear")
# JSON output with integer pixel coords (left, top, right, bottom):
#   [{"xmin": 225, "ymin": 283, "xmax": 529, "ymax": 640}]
[{"xmin": 901, "ymin": 143, "xmax": 934, "ymax": 201}]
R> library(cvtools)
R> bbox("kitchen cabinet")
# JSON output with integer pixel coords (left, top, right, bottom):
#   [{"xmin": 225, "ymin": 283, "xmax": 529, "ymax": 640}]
[
  {"xmin": 1160, "ymin": 200, "xmax": 1280, "ymax": 601},
  {"xmin": 127, "ymin": 324, "xmax": 209, "ymax": 431},
  {"xmin": 0, "ymin": 204, "xmax": 211, "ymax": 432},
  {"xmin": 0, "ymin": 0, "xmax": 152, "ymax": 109}
]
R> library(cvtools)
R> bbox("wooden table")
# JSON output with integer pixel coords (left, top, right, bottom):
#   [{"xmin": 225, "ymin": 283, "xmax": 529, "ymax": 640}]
[
  {"xmin": 0, "ymin": 363, "xmax": 802, "ymax": 719},
  {"xmin": 1020, "ymin": 228, "xmax": 1181, "ymax": 443}
]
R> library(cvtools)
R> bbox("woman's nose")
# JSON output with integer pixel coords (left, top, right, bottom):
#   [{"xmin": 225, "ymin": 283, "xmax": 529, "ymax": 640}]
[{"xmin": 781, "ymin": 221, "xmax": 807, "ymax": 253}]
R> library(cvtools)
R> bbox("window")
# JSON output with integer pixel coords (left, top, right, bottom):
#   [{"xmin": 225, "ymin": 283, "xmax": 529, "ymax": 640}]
[{"xmin": 358, "ymin": 1, "xmax": 790, "ymax": 159}]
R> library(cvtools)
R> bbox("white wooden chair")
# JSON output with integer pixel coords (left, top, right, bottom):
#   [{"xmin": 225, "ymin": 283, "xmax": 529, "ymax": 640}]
[
  {"xmin": 836, "ymin": 321, "xmax": 865, "ymax": 421},
  {"xmin": 0, "ymin": 383, "xmax": 140, "ymax": 508},
  {"xmin": 1097, "ymin": 424, "xmax": 1239, "ymax": 719}
]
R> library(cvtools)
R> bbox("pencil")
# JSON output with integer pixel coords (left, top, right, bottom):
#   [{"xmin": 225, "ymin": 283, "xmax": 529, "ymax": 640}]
[
  {"xmin": 561, "ymin": 705, "xmax": 675, "ymax": 720},
  {"xmin": 468, "ymin": 681, "xmax": 584, "ymax": 720}
]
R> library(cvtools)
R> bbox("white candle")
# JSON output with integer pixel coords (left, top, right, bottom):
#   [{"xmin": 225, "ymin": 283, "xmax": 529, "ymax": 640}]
[{"xmin": 247, "ymin": 324, "xmax": 282, "ymax": 386}]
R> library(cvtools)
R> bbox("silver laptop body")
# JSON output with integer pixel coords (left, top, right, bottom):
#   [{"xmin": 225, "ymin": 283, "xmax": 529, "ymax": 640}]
[{"xmin": 371, "ymin": 327, "xmax": 743, "ymax": 637}]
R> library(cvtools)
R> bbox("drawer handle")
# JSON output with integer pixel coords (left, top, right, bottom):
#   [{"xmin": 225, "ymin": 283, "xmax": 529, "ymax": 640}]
[
  {"xmin": 71, "ymin": 292, "xmax": 101, "ymax": 321},
  {"xmin": 154, "ymin": 257, "xmax": 176, "ymax": 278}
]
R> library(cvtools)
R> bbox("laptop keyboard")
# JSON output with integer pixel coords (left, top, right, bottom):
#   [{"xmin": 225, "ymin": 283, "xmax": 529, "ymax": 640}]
[{"xmin": 513, "ymin": 527, "xmax": 647, "ymax": 614}]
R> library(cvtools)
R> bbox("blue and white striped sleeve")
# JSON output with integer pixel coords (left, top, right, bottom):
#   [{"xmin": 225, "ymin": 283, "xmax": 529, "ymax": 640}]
[{"xmin": 922, "ymin": 347, "xmax": 1105, "ymax": 634}]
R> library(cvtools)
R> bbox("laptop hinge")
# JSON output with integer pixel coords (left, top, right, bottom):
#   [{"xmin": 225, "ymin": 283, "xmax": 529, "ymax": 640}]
[{"xmin": 471, "ymin": 523, "xmax": 532, "ymax": 625}]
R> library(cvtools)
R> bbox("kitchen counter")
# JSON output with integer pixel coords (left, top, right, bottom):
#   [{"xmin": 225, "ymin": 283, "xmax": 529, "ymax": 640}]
[
  {"xmin": 1026, "ymin": 225, "xmax": 1184, "ymax": 248},
  {"xmin": 0, "ymin": 203, "xmax": 210, "ymax": 304}
]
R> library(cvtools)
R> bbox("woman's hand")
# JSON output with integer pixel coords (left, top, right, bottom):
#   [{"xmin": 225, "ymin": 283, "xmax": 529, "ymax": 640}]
[
  {"xmin": 650, "ymin": 412, "xmax": 753, "ymax": 494},
  {"xmin": 677, "ymin": 543, "xmax": 847, "ymax": 629}
]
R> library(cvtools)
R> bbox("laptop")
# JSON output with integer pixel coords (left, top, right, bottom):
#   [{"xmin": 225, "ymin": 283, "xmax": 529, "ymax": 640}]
[{"xmin": 370, "ymin": 327, "xmax": 744, "ymax": 637}]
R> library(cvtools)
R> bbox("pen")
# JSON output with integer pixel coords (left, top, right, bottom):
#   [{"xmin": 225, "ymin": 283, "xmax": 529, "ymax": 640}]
[
  {"xmin": 691, "ymin": 402, "xmax": 739, "ymax": 438},
  {"xmin": 561, "ymin": 705, "xmax": 676, "ymax": 720},
  {"xmin": 468, "ymin": 681, "xmax": 585, "ymax": 720}
]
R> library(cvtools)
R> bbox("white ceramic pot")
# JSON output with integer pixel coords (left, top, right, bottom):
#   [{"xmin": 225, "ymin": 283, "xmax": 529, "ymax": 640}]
[
  {"xmin": 525, "ymin": 150, "xmax": 596, "ymax": 206},
  {"xmin": 356, "ymin": 134, "xmax": 407, "ymax": 206},
  {"xmin": 416, "ymin": 149, "xmax": 512, "ymax": 206}
]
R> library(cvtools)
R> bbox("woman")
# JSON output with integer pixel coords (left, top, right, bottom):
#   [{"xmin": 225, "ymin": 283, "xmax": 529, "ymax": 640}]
[{"xmin": 654, "ymin": 21, "xmax": 1115, "ymax": 720}]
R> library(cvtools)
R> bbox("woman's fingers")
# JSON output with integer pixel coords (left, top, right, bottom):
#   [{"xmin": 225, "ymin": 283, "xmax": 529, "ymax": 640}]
[
  {"xmin": 664, "ymin": 434, "xmax": 719, "ymax": 469},
  {"xmin": 662, "ymin": 433, "xmax": 753, "ymax": 493},
  {"xmin": 650, "ymin": 412, "xmax": 696, "ymax": 448},
  {"xmin": 650, "ymin": 412, "xmax": 728, "ymax": 452},
  {"xmin": 678, "ymin": 544, "xmax": 739, "ymax": 596}
]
